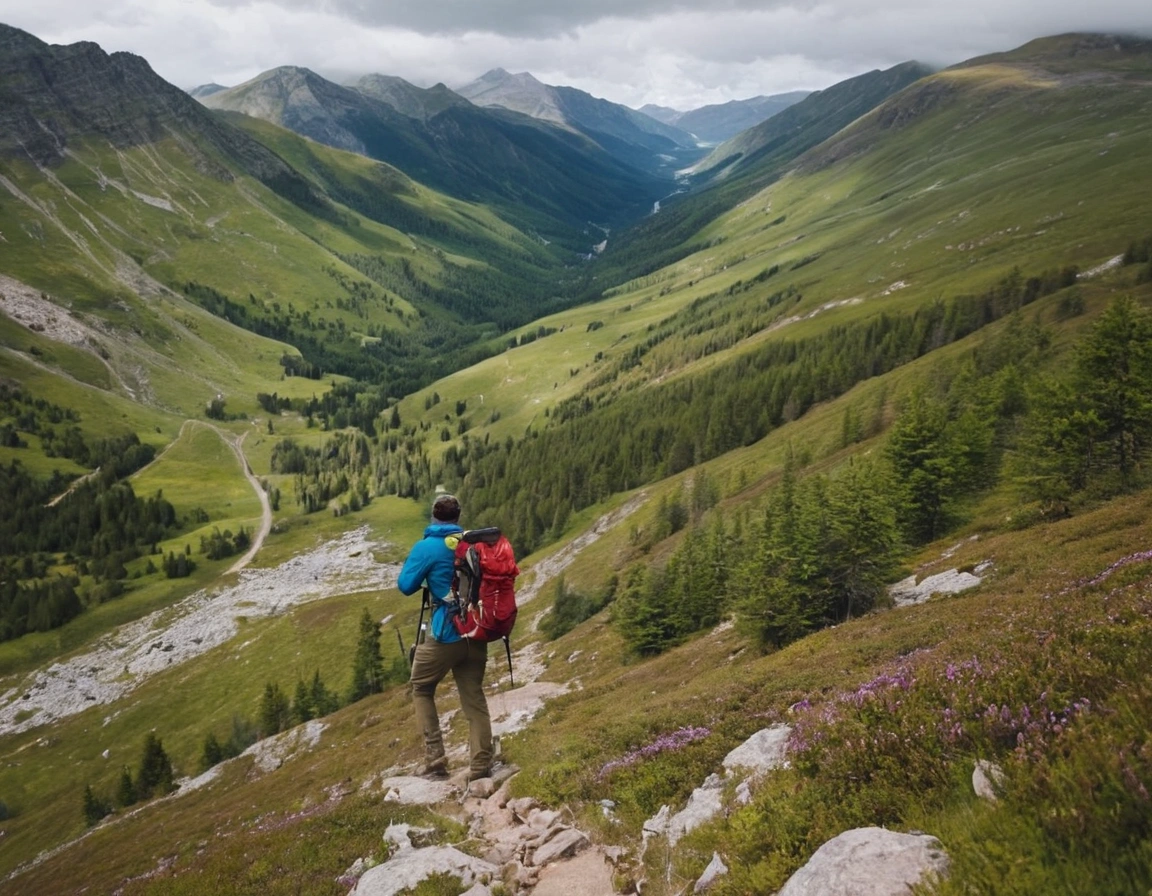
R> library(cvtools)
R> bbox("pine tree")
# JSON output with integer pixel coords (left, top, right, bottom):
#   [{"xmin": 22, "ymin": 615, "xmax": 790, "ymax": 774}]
[
  {"xmin": 116, "ymin": 765, "xmax": 137, "ymax": 808},
  {"xmin": 82, "ymin": 784, "xmax": 110, "ymax": 826},
  {"xmin": 200, "ymin": 732, "xmax": 224, "ymax": 772},
  {"xmin": 1074, "ymin": 296, "xmax": 1152, "ymax": 485},
  {"xmin": 348, "ymin": 609, "xmax": 384, "ymax": 702},
  {"xmin": 136, "ymin": 731, "xmax": 175, "ymax": 799},
  {"xmin": 258, "ymin": 682, "xmax": 291, "ymax": 737},
  {"xmin": 291, "ymin": 679, "xmax": 314, "ymax": 725},
  {"xmin": 309, "ymin": 670, "xmax": 339, "ymax": 716}
]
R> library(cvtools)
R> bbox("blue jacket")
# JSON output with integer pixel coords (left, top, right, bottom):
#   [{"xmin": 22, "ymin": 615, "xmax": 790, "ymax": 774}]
[{"xmin": 398, "ymin": 522, "xmax": 464, "ymax": 643}]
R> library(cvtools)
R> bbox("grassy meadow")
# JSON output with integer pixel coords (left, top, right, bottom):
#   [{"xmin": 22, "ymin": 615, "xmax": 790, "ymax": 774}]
[{"xmin": 2, "ymin": 35, "xmax": 1152, "ymax": 896}]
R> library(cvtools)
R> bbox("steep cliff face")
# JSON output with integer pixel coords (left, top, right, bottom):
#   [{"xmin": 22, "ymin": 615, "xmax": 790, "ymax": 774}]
[{"xmin": 0, "ymin": 24, "xmax": 327, "ymax": 203}]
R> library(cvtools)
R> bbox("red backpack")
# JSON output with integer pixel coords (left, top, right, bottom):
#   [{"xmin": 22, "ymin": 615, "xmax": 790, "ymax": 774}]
[{"xmin": 450, "ymin": 528, "xmax": 519, "ymax": 642}]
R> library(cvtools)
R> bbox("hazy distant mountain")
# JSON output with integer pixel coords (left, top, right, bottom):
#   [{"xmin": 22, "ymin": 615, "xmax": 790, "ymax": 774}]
[
  {"xmin": 188, "ymin": 82, "xmax": 228, "ymax": 99},
  {"xmin": 201, "ymin": 66, "xmax": 665, "ymax": 236},
  {"xmin": 457, "ymin": 68, "xmax": 706, "ymax": 176},
  {"xmin": 675, "ymin": 92, "xmax": 811, "ymax": 144},
  {"xmin": 457, "ymin": 68, "xmax": 567, "ymax": 124},
  {"xmin": 638, "ymin": 92, "xmax": 810, "ymax": 144},
  {"xmin": 637, "ymin": 103, "xmax": 681, "ymax": 125},
  {"xmin": 693, "ymin": 62, "xmax": 932, "ymax": 182},
  {"xmin": 349, "ymin": 73, "xmax": 468, "ymax": 121}
]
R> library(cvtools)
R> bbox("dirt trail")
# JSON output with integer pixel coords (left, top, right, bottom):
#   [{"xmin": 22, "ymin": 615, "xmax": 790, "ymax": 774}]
[{"xmin": 219, "ymin": 427, "xmax": 272, "ymax": 574}]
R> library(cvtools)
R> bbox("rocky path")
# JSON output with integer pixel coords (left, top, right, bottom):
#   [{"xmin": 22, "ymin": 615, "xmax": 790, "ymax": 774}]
[{"xmin": 0, "ymin": 527, "xmax": 396, "ymax": 737}]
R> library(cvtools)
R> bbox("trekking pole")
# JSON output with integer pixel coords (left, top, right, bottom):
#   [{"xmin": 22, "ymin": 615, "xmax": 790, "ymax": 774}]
[
  {"xmin": 503, "ymin": 635, "xmax": 514, "ymax": 689},
  {"xmin": 396, "ymin": 628, "xmax": 408, "ymax": 670},
  {"xmin": 410, "ymin": 587, "xmax": 429, "ymax": 666}
]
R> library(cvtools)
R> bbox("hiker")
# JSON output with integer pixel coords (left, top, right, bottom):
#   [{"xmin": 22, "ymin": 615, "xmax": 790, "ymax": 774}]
[{"xmin": 397, "ymin": 494, "xmax": 493, "ymax": 781}]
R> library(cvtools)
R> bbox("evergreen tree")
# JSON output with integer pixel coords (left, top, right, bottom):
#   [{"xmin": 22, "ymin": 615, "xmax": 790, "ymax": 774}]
[
  {"xmin": 823, "ymin": 459, "xmax": 902, "ymax": 622},
  {"xmin": 1073, "ymin": 296, "xmax": 1152, "ymax": 485},
  {"xmin": 886, "ymin": 390, "xmax": 960, "ymax": 543},
  {"xmin": 258, "ymin": 682, "xmax": 291, "ymax": 738},
  {"xmin": 82, "ymin": 784, "xmax": 110, "ymax": 827},
  {"xmin": 200, "ymin": 732, "xmax": 224, "ymax": 772},
  {"xmin": 348, "ymin": 609, "xmax": 384, "ymax": 701},
  {"xmin": 291, "ymin": 679, "xmax": 314, "ymax": 725},
  {"xmin": 116, "ymin": 766, "xmax": 137, "ymax": 808},
  {"xmin": 614, "ymin": 566, "xmax": 677, "ymax": 656},
  {"xmin": 136, "ymin": 732, "xmax": 175, "ymax": 799},
  {"xmin": 309, "ymin": 670, "xmax": 340, "ymax": 716}
]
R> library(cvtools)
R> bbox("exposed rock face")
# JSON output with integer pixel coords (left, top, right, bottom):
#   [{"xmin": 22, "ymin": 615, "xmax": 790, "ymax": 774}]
[
  {"xmin": 889, "ymin": 564, "xmax": 991, "ymax": 607},
  {"xmin": 972, "ymin": 760, "xmax": 1005, "ymax": 801},
  {"xmin": 350, "ymin": 840, "xmax": 498, "ymax": 896},
  {"xmin": 0, "ymin": 23, "xmax": 325, "ymax": 202},
  {"xmin": 776, "ymin": 827, "xmax": 950, "ymax": 896},
  {"xmin": 693, "ymin": 852, "xmax": 729, "ymax": 892},
  {"xmin": 722, "ymin": 723, "xmax": 791, "ymax": 775},
  {"xmin": 665, "ymin": 774, "xmax": 725, "ymax": 845},
  {"xmin": 643, "ymin": 724, "xmax": 794, "ymax": 845}
]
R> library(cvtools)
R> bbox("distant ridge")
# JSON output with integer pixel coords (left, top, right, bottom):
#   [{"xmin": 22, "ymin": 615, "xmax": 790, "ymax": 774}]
[
  {"xmin": 672, "ymin": 92, "xmax": 812, "ymax": 144},
  {"xmin": 201, "ymin": 65, "xmax": 666, "ymax": 239},
  {"xmin": 188, "ymin": 83, "xmax": 228, "ymax": 99},
  {"xmin": 457, "ymin": 68, "xmax": 706, "ymax": 176},
  {"xmin": 692, "ymin": 61, "xmax": 932, "ymax": 182},
  {"xmin": 349, "ymin": 73, "xmax": 467, "ymax": 121}
]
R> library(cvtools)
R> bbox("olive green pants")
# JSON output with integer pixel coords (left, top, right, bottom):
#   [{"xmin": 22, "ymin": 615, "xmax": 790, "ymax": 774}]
[{"xmin": 410, "ymin": 638, "xmax": 492, "ymax": 775}]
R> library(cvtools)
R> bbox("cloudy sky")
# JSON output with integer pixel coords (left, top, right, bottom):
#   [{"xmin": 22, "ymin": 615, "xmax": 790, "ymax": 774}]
[{"xmin": 2, "ymin": 0, "xmax": 1151, "ymax": 110}]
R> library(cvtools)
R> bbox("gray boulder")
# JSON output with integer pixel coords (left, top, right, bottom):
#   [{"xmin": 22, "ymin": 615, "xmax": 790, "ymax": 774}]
[{"xmin": 777, "ymin": 827, "xmax": 949, "ymax": 896}]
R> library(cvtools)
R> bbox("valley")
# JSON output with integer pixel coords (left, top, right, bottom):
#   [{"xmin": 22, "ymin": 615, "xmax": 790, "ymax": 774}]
[{"xmin": 1, "ymin": 22, "xmax": 1152, "ymax": 896}]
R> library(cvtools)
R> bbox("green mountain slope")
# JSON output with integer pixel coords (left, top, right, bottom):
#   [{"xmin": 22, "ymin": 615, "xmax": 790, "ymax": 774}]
[
  {"xmin": 0, "ymin": 23, "xmax": 587, "ymax": 403},
  {"xmin": 202, "ymin": 66, "xmax": 667, "ymax": 246},
  {"xmin": 2, "ymin": 30, "xmax": 1152, "ymax": 896},
  {"xmin": 589, "ymin": 61, "xmax": 933, "ymax": 292}
]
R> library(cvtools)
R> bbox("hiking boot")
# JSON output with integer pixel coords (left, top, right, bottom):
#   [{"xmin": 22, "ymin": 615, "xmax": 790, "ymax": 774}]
[
  {"xmin": 467, "ymin": 767, "xmax": 491, "ymax": 782},
  {"xmin": 421, "ymin": 759, "xmax": 448, "ymax": 779}
]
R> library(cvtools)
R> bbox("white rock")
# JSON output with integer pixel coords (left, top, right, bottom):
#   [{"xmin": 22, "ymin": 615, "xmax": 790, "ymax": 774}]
[
  {"xmin": 722, "ymin": 724, "xmax": 791, "ymax": 776},
  {"xmin": 642, "ymin": 804, "xmax": 670, "ymax": 837},
  {"xmin": 889, "ymin": 567, "xmax": 987, "ymax": 607},
  {"xmin": 694, "ymin": 852, "xmax": 729, "ymax": 892},
  {"xmin": 777, "ymin": 827, "xmax": 950, "ymax": 896},
  {"xmin": 351, "ymin": 845, "xmax": 497, "ymax": 896},
  {"xmin": 667, "ymin": 774, "xmax": 725, "ymax": 845},
  {"xmin": 378, "ymin": 775, "xmax": 455, "ymax": 805},
  {"xmin": 734, "ymin": 781, "xmax": 752, "ymax": 806},
  {"xmin": 972, "ymin": 760, "xmax": 1005, "ymax": 801},
  {"xmin": 243, "ymin": 720, "xmax": 326, "ymax": 773}
]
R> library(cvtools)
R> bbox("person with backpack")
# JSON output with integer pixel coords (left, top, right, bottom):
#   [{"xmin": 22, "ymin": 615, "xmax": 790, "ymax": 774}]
[{"xmin": 397, "ymin": 494, "xmax": 493, "ymax": 781}]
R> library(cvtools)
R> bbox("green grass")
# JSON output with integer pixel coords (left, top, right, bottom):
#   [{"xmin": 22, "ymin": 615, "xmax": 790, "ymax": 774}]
[{"xmin": 2, "ymin": 38, "xmax": 1152, "ymax": 895}]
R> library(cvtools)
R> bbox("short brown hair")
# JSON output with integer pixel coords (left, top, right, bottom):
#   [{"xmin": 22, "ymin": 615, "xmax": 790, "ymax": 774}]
[{"xmin": 432, "ymin": 494, "xmax": 460, "ymax": 522}]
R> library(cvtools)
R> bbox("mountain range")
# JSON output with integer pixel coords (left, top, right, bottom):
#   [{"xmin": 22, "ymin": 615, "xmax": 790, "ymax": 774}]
[
  {"xmin": 199, "ymin": 66, "xmax": 665, "ymax": 246},
  {"xmin": 2, "ymin": 20, "xmax": 1152, "ymax": 896},
  {"xmin": 639, "ymin": 90, "xmax": 811, "ymax": 144}
]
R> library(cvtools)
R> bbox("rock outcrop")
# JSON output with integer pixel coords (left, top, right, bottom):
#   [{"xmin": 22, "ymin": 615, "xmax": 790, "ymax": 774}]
[{"xmin": 776, "ymin": 827, "xmax": 950, "ymax": 896}]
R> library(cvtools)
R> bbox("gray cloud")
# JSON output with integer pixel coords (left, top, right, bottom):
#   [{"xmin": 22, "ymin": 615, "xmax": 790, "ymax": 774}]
[{"xmin": 2, "ymin": 0, "xmax": 1150, "ymax": 110}]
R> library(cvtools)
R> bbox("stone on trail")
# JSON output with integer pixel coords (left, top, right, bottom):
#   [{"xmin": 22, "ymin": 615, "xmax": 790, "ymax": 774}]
[
  {"xmin": 776, "ymin": 827, "xmax": 950, "ymax": 896},
  {"xmin": 531, "ymin": 827, "xmax": 590, "ymax": 866},
  {"xmin": 350, "ymin": 842, "xmax": 498, "ymax": 896},
  {"xmin": 379, "ymin": 775, "xmax": 455, "ymax": 805},
  {"xmin": 722, "ymin": 724, "xmax": 791, "ymax": 776},
  {"xmin": 694, "ymin": 852, "xmax": 729, "ymax": 892},
  {"xmin": 530, "ymin": 848, "xmax": 616, "ymax": 896}
]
